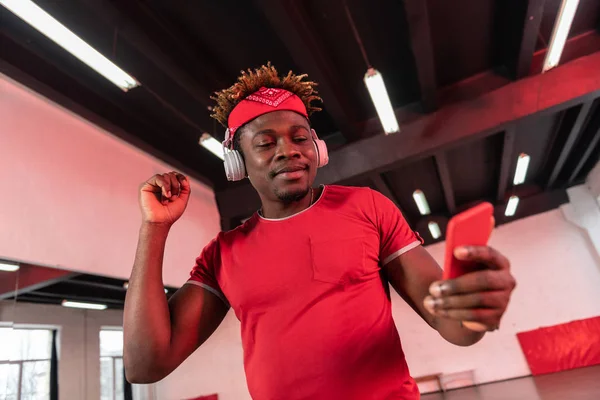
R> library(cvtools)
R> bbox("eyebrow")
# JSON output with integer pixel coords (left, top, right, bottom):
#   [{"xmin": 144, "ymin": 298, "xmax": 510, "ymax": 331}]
[{"xmin": 252, "ymin": 125, "xmax": 310, "ymax": 138}]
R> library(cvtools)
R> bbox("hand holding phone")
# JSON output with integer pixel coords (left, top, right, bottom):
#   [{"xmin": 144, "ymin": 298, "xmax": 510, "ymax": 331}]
[{"xmin": 424, "ymin": 203, "xmax": 515, "ymax": 334}]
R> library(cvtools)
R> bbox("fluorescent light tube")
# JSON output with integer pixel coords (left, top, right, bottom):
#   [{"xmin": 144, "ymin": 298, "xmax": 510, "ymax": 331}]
[
  {"xmin": 0, "ymin": 0, "xmax": 139, "ymax": 91},
  {"xmin": 513, "ymin": 153, "xmax": 531, "ymax": 185},
  {"xmin": 413, "ymin": 190, "xmax": 431, "ymax": 215},
  {"xmin": 543, "ymin": 0, "xmax": 580, "ymax": 72},
  {"xmin": 505, "ymin": 196, "xmax": 520, "ymax": 217},
  {"xmin": 0, "ymin": 261, "xmax": 19, "ymax": 272},
  {"xmin": 364, "ymin": 68, "xmax": 400, "ymax": 134},
  {"xmin": 199, "ymin": 133, "xmax": 225, "ymax": 160},
  {"xmin": 428, "ymin": 222, "xmax": 441, "ymax": 240},
  {"xmin": 62, "ymin": 300, "xmax": 107, "ymax": 310}
]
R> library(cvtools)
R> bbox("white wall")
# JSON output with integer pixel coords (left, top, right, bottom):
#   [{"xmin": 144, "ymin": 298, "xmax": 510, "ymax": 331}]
[
  {"xmin": 0, "ymin": 73, "xmax": 221, "ymax": 286},
  {"xmin": 154, "ymin": 208, "xmax": 600, "ymax": 400}
]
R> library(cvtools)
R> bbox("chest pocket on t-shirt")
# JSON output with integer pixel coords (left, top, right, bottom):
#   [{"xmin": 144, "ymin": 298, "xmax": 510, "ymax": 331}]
[{"xmin": 310, "ymin": 236, "xmax": 367, "ymax": 285}]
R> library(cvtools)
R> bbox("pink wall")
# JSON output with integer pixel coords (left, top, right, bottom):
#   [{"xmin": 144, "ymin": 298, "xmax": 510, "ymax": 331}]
[{"xmin": 0, "ymin": 73, "xmax": 221, "ymax": 286}]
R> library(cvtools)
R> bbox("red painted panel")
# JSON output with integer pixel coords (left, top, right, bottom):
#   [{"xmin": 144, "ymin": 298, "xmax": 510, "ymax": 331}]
[
  {"xmin": 517, "ymin": 316, "xmax": 600, "ymax": 376},
  {"xmin": 185, "ymin": 395, "xmax": 218, "ymax": 400}
]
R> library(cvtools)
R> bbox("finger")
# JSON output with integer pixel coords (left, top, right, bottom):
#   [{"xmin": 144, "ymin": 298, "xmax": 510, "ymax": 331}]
[
  {"xmin": 167, "ymin": 172, "xmax": 180, "ymax": 198},
  {"xmin": 177, "ymin": 173, "xmax": 190, "ymax": 190},
  {"xmin": 424, "ymin": 291, "xmax": 508, "ymax": 312},
  {"xmin": 429, "ymin": 270, "xmax": 516, "ymax": 297},
  {"xmin": 176, "ymin": 174, "xmax": 191, "ymax": 198},
  {"xmin": 462, "ymin": 321, "xmax": 492, "ymax": 332},
  {"xmin": 142, "ymin": 175, "xmax": 167, "ymax": 195},
  {"xmin": 435, "ymin": 307, "xmax": 502, "ymax": 325},
  {"xmin": 453, "ymin": 245, "xmax": 510, "ymax": 271},
  {"xmin": 160, "ymin": 174, "xmax": 172, "ymax": 198}
]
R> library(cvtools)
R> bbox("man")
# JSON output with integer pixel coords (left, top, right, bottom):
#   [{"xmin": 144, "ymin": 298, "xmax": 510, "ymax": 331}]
[{"xmin": 124, "ymin": 64, "xmax": 516, "ymax": 399}]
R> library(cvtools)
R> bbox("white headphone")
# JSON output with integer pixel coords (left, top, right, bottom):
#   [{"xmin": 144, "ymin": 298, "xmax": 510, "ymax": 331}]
[{"xmin": 222, "ymin": 128, "xmax": 329, "ymax": 182}]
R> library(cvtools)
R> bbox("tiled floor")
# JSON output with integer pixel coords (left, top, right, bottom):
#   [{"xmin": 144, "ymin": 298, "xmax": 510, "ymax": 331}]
[{"xmin": 421, "ymin": 365, "xmax": 600, "ymax": 400}]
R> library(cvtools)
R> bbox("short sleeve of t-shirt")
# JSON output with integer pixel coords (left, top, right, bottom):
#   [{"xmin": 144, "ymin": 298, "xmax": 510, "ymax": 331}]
[
  {"xmin": 187, "ymin": 234, "xmax": 229, "ymax": 307},
  {"xmin": 370, "ymin": 189, "xmax": 423, "ymax": 265}
]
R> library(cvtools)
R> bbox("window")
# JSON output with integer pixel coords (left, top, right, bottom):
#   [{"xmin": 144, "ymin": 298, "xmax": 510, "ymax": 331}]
[
  {"xmin": 100, "ymin": 329, "xmax": 125, "ymax": 400},
  {"xmin": 0, "ymin": 327, "xmax": 53, "ymax": 400}
]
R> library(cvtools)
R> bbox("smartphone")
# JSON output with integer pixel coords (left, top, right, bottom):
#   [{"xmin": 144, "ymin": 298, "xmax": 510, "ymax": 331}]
[{"xmin": 443, "ymin": 202, "xmax": 494, "ymax": 280}]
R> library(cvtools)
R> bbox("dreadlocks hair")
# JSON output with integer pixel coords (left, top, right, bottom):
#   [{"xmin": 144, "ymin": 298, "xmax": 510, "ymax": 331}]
[{"xmin": 210, "ymin": 63, "xmax": 322, "ymax": 153}]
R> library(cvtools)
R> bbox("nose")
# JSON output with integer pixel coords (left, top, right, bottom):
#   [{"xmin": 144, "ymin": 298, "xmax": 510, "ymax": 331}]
[{"xmin": 275, "ymin": 138, "xmax": 301, "ymax": 161}]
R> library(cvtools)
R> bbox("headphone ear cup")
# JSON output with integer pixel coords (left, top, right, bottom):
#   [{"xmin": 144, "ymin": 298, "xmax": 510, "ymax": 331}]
[
  {"xmin": 223, "ymin": 150, "xmax": 246, "ymax": 181},
  {"xmin": 311, "ymin": 129, "xmax": 329, "ymax": 167},
  {"xmin": 314, "ymin": 139, "xmax": 329, "ymax": 167}
]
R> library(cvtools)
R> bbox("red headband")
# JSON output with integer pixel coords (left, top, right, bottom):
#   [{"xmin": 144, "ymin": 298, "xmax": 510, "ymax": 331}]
[{"xmin": 224, "ymin": 87, "xmax": 308, "ymax": 148}]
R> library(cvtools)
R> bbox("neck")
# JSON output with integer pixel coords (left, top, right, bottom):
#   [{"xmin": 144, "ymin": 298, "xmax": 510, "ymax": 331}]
[{"xmin": 260, "ymin": 187, "xmax": 315, "ymax": 219}]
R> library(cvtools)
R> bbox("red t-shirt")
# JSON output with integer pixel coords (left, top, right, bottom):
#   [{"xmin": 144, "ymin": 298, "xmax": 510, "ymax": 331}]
[{"xmin": 188, "ymin": 185, "xmax": 423, "ymax": 399}]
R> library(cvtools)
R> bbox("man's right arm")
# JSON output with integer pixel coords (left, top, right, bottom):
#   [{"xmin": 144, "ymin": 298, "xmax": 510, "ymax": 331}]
[
  {"xmin": 123, "ymin": 223, "xmax": 228, "ymax": 383},
  {"xmin": 123, "ymin": 172, "xmax": 228, "ymax": 383}
]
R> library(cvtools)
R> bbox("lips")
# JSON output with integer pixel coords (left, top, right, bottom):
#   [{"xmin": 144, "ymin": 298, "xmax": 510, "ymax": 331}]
[{"xmin": 275, "ymin": 164, "xmax": 308, "ymax": 175}]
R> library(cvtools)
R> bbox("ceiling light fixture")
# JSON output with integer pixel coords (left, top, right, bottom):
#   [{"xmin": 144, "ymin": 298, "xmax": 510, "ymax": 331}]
[
  {"xmin": 364, "ymin": 69, "xmax": 400, "ymax": 134},
  {"xmin": 62, "ymin": 300, "xmax": 107, "ymax": 310},
  {"xmin": 343, "ymin": 0, "xmax": 400, "ymax": 135},
  {"xmin": 513, "ymin": 153, "xmax": 531, "ymax": 185},
  {"xmin": 199, "ymin": 133, "xmax": 225, "ymax": 160},
  {"xmin": 0, "ymin": 261, "xmax": 20, "ymax": 272},
  {"xmin": 428, "ymin": 222, "xmax": 441, "ymax": 240},
  {"xmin": 0, "ymin": 0, "xmax": 139, "ymax": 91},
  {"xmin": 543, "ymin": 0, "xmax": 581, "ymax": 73},
  {"xmin": 505, "ymin": 196, "xmax": 520, "ymax": 217},
  {"xmin": 413, "ymin": 190, "xmax": 431, "ymax": 215}
]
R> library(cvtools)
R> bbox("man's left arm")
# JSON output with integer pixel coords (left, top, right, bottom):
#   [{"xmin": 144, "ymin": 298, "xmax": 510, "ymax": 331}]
[{"xmin": 383, "ymin": 245, "xmax": 516, "ymax": 346}]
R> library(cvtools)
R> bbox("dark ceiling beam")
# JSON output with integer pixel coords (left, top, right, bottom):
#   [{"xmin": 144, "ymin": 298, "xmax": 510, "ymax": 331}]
[
  {"xmin": 403, "ymin": 0, "xmax": 437, "ymax": 111},
  {"xmin": 370, "ymin": 174, "xmax": 403, "ymax": 211},
  {"xmin": 256, "ymin": 0, "xmax": 359, "ymax": 141},
  {"xmin": 78, "ymin": 0, "xmax": 216, "ymax": 107},
  {"xmin": 128, "ymin": 0, "xmax": 229, "ymax": 89},
  {"xmin": 497, "ymin": 126, "xmax": 517, "ymax": 201},
  {"xmin": 568, "ymin": 118, "xmax": 600, "ymax": 184},
  {"xmin": 530, "ymin": 31, "xmax": 600, "ymax": 74},
  {"xmin": 63, "ymin": 279, "xmax": 126, "ymax": 292},
  {"xmin": 547, "ymin": 101, "xmax": 595, "ymax": 188},
  {"xmin": 11, "ymin": 0, "xmax": 215, "ymax": 141},
  {"xmin": 0, "ymin": 265, "xmax": 78, "ymax": 300},
  {"xmin": 493, "ymin": 189, "xmax": 569, "ymax": 226},
  {"xmin": 32, "ymin": 291, "xmax": 124, "ymax": 306},
  {"xmin": 415, "ymin": 189, "xmax": 569, "ymax": 245},
  {"xmin": 434, "ymin": 153, "xmax": 456, "ymax": 214},
  {"xmin": 314, "ymin": 52, "xmax": 600, "ymax": 186},
  {"xmin": 216, "ymin": 51, "xmax": 600, "ymax": 219},
  {"xmin": 514, "ymin": 0, "xmax": 546, "ymax": 79}
]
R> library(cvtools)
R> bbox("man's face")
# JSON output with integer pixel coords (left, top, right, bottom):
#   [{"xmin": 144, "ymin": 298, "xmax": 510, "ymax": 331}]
[{"xmin": 238, "ymin": 110, "xmax": 318, "ymax": 204}]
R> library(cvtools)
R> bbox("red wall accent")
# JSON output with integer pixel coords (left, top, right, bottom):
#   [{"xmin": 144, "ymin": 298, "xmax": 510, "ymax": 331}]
[
  {"xmin": 185, "ymin": 394, "xmax": 218, "ymax": 400},
  {"xmin": 517, "ymin": 316, "xmax": 600, "ymax": 375}
]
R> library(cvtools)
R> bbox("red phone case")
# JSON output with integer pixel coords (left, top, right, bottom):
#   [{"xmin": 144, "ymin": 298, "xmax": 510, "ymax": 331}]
[{"xmin": 443, "ymin": 202, "xmax": 494, "ymax": 280}]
